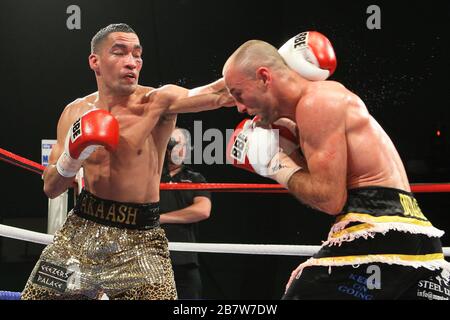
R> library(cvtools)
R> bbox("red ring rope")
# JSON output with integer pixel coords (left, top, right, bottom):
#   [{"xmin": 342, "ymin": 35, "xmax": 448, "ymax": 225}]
[
  {"xmin": 0, "ymin": 147, "xmax": 45, "ymax": 175},
  {"xmin": 1, "ymin": 147, "xmax": 449, "ymax": 193}
]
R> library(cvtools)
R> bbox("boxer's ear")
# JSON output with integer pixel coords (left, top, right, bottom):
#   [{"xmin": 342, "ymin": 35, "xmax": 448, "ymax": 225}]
[
  {"xmin": 89, "ymin": 54, "xmax": 100, "ymax": 75},
  {"xmin": 256, "ymin": 67, "xmax": 271, "ymax": 88}
]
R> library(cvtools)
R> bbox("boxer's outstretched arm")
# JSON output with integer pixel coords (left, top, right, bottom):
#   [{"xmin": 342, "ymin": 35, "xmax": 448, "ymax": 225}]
[
  {"xmin": 165, "ymin": 78, "xmax": 235, "ymax": 114},
  {"xmin": 186, "ymin": 78, "xmax": 228, "ymax": 97},
  {"xmin": 43, "ymin": 105, "xmax": 79, "ymax": 198},
  {"xmin": 287, "ymin": 96, "xmax": 348, "ymax": 215}
]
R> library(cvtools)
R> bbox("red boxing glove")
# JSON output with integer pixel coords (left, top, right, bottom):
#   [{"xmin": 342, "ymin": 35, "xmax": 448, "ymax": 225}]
[
  {"xmin": 278, "ymin": 31, "xmax": 337, "ymax": 81},
  {"xmin": 56, "ymin": 109, "xmax": 119, "ymax": 177}
]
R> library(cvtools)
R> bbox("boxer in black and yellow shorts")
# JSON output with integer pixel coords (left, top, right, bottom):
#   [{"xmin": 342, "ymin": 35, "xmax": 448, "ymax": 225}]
[
  {"xmin": 283, "ymin": 187, "xmax": 450, "ymax": 300},
  {"xmin": 21, "ymin": 189, "xmax": 177, "ymax": 300}
]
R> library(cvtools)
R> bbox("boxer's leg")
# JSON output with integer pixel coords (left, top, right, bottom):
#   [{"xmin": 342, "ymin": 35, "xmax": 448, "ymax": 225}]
[{"xmin": 109, "ymin": 252, "xmax": 177, "ymax": 300}]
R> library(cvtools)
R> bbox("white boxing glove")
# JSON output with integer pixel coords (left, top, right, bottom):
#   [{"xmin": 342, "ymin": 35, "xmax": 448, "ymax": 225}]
[
  {"xmin": 278, "ymin": 31, "xmax": 337, "ymax": 81},
  {"xmin": 227, "ymin": 118, "xmax": 301, "ymax": 188}
]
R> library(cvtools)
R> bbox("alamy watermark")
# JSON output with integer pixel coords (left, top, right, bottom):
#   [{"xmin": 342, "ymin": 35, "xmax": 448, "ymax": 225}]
[
  {"xmin": 66, "ymin": 5, "xmax": 81, "ymax": 30},
  {"xmin": 366, "ymin": 5, "xmax": 381, "ymax": 30},
  {"xmin": 169, "ymin": 121, "xmax": 282, "ymax": 167},
  {"xmin": 366, "ymin": 264, "xmax": 381, "ymax": 290}
]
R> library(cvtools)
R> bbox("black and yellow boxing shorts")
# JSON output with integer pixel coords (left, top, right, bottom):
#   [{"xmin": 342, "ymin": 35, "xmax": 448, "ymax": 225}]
[{"xmin": 283, "ymin": 186, "xmax": 450, "ymax": 300}]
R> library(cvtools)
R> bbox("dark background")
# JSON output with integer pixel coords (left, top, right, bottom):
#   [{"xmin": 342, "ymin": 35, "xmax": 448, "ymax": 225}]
[{"xmin": 0, "ymin": 0, "xmax": 449, "ymax": 299}]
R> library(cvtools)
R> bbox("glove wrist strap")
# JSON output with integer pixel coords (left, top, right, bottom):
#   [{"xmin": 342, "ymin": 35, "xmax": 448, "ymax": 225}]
[{"xmin": 56, "ymin": 151, "xmax": 82, "ymax": 178}]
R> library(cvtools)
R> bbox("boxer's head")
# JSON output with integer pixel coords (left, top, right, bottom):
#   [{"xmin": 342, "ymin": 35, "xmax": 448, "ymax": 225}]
[
  {"xmin": 223, "ymin": 40, "xmax": 289, "ymax": 125},
  {"xmin": 89, "ymin": 23, "xmax": 143, "ymax": 96}
]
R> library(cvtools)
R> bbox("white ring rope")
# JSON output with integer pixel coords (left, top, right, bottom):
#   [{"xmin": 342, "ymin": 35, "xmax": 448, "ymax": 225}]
[
  {"xmin": 0, "ymin": 224, "xmax": 53, "ymax": 245},
  {"xmin": 1, "ymin": 223, "xmax": 449, "ymax": 257},
  {"xmin": 169, "ymin": 242, "xmax": 320, "ymax": 256}
]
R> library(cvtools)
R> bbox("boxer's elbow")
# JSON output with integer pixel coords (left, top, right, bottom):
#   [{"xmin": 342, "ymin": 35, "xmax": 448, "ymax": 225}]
[
  {"xmin": 43, "ymin": 165, "xmax": 72, "ymax": 199},
  {"xmin": 43, "ymin": 179, "xmax": 67, "ymax": 199},
  {"xmin": 313, "ymin": 190, "xmax": 347, "ymax": 215},
  {"xmin": 319, "ymin": 200, "xmax": 345, "ymax": 215},
  {"xmin": 44, "ymin": 183, "xmax": 62, "ymax": 199},
  {"xmin": 288, "ymin": 174, "xmax": 347, "ymax": 215},
  {"xmin": 44, "ymin": 185, "xmax": 58, "ymax": 199}
]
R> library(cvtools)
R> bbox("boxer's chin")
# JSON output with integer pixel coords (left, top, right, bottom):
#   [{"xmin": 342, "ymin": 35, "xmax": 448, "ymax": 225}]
[
  {"xmin": 258, "ymin": 116, "xmax": 271, "ymax": 126},
  {"xmin": 116, "ymin": 83, "xmax": 138, "ymax": 96},
  {"xmin": 259, "ymin": 112, "xmax": 277, "ymax": 126}
]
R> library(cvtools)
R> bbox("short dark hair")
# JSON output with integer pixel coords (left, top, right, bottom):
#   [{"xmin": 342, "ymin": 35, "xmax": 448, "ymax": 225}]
[{"xmin": 91, "ymin": 23, "xmax": 137, "ymax": 53}]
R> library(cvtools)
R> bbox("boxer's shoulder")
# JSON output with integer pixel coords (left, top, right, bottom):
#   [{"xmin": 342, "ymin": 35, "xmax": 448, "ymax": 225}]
[
  {"xmin": 137, "ymin": 85, "xmax": 155, "ymax": 96},
  {"xmin": 60, "ymin": 92, "xmax": 98, "ymax": 123},
  {"xmin": 139, "ymin": 84, "xmax": 185, "ymax": 106},
  {"xmin": 306, "ymin": 80, "xmax": 346, "ymax": 96},
  {"xmin": 155, "ymin": 84, "xmax": 188, "ymax": 101},
  {"xmin": 296, "ymin": 82, "xmax": 349, "ymax": 127},
  {"xmin": 300, "ymin": 81, "xmax": 350, "ymax": 108}
]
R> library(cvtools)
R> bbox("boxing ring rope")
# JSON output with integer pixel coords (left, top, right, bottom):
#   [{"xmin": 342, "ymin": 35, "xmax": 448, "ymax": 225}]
[
  {"xmin": 1, "ymin": 146, "xmax": 450, "ymax": 299},
  {"xmin": 0, "ymin": 223, "xmax": 449, "ymax": 257},
  {"xmin": 2, "ymin": 147, "xmax": 450, "ymax": 193},
  {"xmin": 0, "ymin": 223, "xmax": 322, "ymax": 256}
]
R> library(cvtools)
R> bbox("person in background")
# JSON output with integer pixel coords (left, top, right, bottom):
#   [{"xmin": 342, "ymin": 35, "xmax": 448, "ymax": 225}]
[{"xmin": 159, "ymin": 128, "xmax": 212, "ymax": 299}]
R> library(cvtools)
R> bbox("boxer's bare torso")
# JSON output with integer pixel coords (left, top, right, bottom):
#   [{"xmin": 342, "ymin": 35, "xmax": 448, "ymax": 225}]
[{"xmin": 48, "ymin": 85, "xmax": 185, "ymax": 203}]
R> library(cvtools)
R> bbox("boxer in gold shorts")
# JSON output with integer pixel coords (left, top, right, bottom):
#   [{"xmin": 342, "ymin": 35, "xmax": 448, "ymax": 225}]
[{"xmin": 21, "ymin": 23, "xmax": 232, "ymax": 300}]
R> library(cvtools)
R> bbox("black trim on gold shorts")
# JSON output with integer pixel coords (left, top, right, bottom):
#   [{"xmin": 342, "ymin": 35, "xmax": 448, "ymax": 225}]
[{"xmin": 74, "ymin": 189, "xmax": 160, "ymax": 230}]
